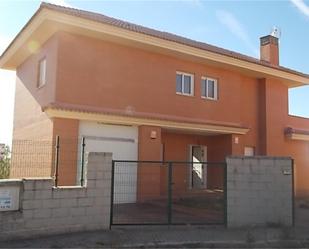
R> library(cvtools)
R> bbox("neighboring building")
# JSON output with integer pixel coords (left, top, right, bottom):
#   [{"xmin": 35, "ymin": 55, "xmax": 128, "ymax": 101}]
[{"xmin": 0, "ymin": 3, "xmax": 309, "ymax": 200}]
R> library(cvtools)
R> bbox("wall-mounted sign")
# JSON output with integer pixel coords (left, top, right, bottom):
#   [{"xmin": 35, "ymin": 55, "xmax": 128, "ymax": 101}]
[
  {"xmin": 283, "ymin": 169, "xmax": 292, "ymax": 175},
  {"xmin": 0, "ymin": 190, "xmax": 11, "ymax": 209},
  {"xmin": 0, "ymin": 186, "xmax": 19, "ymax": 211}
]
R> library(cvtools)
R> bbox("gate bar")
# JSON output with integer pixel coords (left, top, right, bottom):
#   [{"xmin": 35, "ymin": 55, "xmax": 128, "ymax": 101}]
[
  {"xmin": 292, "ymin": 159, "xmax": 295, "ymax": 227},
  {"xmin": 224, "ymin": 162, "xmax": 228, "ymax": 227}
]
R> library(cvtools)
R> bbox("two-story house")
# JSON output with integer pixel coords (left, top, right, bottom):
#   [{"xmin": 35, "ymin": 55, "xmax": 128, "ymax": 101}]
[{"xmin": 1, "ymin": 3, "xmax": 309, "ymax": 202}]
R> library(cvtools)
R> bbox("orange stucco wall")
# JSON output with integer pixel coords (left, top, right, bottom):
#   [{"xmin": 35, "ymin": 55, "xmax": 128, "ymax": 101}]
[
  {"xmin": 11, "ymin": 34, "xmax": 80, "ymax": 184},
  {"xmin": 12, "ymin": 31, "xmax": 309, "ymax": 196},
  {"xmin": 137, "ymin": 126, "xmax": 162, "ymax": 201},
  {"xmin": 10, "ymin": 35, "xmax": 58, "ymax": 179},
  {"xmin": 52, "ymin": 118, "xmax": 79, "ymax": 186},
  {"xmin": 56, "ymin": 32, "xmax": 259, "ymax": 131}
]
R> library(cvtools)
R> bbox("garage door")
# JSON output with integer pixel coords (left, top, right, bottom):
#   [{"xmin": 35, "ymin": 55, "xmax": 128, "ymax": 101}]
[{"xmin": 79, "ymin": 121, "xmax": 138, "ymax": 204}]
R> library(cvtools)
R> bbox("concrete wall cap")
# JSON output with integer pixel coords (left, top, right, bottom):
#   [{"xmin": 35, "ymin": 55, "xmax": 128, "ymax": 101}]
[
  {"xmin": 53, "ymin": 186, "xmax": 86, "ymax": 190},
  {"xmin": 22, "ymin": 177, "xmax": 53, "ymax": 181},
  {"xmin": 0, "ymin": 179, "xmax": 23, "ymax": 186},
  {"xmin": 88, "ymin": 152, "xmax": 112, "ymax": 157},
  {"xmin": 226, "ymin": 156, "xmax": 292, "ymax": 160}
]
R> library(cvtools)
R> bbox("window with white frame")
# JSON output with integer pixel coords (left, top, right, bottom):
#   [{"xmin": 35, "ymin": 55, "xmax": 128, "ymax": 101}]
[
  {"xmin": 176, "ymin": 72, "xmax": 194, "ymax": 96},
  {"xmin": 201, "ymin": 77, "xmax": 218, "ymax": 100},
  {"xmin": 37, "ymin": 58, "xmax": 47, "ymax": 88}
]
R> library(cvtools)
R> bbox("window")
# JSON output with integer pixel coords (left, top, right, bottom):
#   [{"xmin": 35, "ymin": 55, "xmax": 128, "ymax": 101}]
[
  {"xmin": 37, "ymin": 58, "xmax": 47, "ymax": 88},
  {"xmin": 176, "ymin": 72, "xmax": 194, "ymax": 96},
  {"xmin": 244, "ymin": 147, "xmax": 255, "ymax": 156},
  {"xmin": 201, "ymin": 77, "xmax": 218, "ymax": 100}
]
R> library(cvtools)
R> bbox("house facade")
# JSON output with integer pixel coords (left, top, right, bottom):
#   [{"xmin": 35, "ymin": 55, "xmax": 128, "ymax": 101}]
[{"xmin": 1, "ymin": 3, "xmax": 309, "ymax": 199}]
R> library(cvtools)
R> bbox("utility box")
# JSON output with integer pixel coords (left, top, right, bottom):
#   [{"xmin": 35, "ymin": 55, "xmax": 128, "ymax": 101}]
[{"xmin": 0, "ymin": 185, "xmax": 20, "ymax": 211}]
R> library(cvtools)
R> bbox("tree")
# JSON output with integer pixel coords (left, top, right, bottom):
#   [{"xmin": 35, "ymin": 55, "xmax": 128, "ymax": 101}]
[{"xmin": 0, "ymin": 145, "xmax": 10, "ymax": 179}]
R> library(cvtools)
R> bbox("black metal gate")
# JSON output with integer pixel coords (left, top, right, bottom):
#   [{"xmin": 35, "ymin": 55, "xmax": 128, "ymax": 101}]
[{"xmin": 110, "ymin": 160, "xmax": 227, "ymax": 227}]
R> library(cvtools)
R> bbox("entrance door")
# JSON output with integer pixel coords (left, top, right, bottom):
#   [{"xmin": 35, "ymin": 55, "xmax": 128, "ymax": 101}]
[{"xmin": 191, "ymin": 145, "xmax": 207, "ymax": 189}]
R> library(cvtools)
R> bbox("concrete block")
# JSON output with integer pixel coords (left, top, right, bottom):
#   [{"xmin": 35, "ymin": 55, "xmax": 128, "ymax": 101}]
[
  {"xmin": 23, "ymin": 210, "xmax": 33, "ymax": 219},
  {"xmin": 94, "ymin": 197, "xmax": 105, "ymax": 206},
  {"xmin": 275, "ymin": 158, "xmax": 292, "ymax": 168},
  {"xmin": 87, "ymin": 171, "xmax": 97, "ymax": 180},
  {"xmin": 34, "ymin": 180, "xmax": 53, "ymax": 190},
  {"xmin": 95, "ymin": 180, "xmax": 106, "ymax": 189},
  {"xmin": 261, "ymin": 159, "xmax": 274, "ymax": 167},
  {"xmin": 61, "ymin": 189, "xmax": 84, "ymax": 199},
  {"xmin": 70, "ymin": 207, "xmax": 86, "ymax": 217},
  {"xmin": 86, "ymin": 206, "xmax": 104, "ymax": 216},
  {"xmin": 87, "ymin": 180, "xmax": 96, "ymax": 189},
  {"xmin": 60, "ymin": 198, "xmax": 78, "ymax": 208},
  {"xmin": 23, "ymin": 190, "xmax": 35, "ymax": 200},
  {"xmin": 35, "ymin": 190, "xmax": 52, "ymax": 200},
  {"xmin": 23, "ymin": 180, "xmax": 35, "ymax": 191},
  {"xmin": 103, "ymin": 172, "xmax": 112, "ymax": 180},
  {"xmin": 51, "ymin": 189, "xmax": 64, "ymax": 199},
  {"xmin": 52, "ymin": 188, "xmax": 82, "ymax": 199},
  {"xmin": 22, "ymin": 200, "xmax": 42, "ymax": 210},
  {"xmin": 95, "ymin": 171, "xmax": 104, "ymax": 180},
  {"xmin": 52, "ymin": 207, "xmax": 70, "ymax": 218},
  {"xmin": 42, "ymin": 199, "xmax": 60, "ymax": 209},
  {"xmin": 86, "ymin": 189, "xmax": 102, "ymax": 197},
  {"xmin": 103, "ymin": 189, "xmax": 111, "ymax": 197},
  {"xmin": 33, "ymin": 208, "xmax": 52, "ymax": 219},
  {"xmin": 25, "ymin": 218, "xmax": 50, "ymax": 229},
  {"xmin": 77, "ymin": 190, "xmax": 87, "ymax": 198},
  {"xmin": 77, "ymin": 198, "xmax": 94, "ymax": 207}
]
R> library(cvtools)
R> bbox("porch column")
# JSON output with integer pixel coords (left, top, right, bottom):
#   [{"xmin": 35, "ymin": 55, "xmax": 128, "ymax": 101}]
[{"xmin": 137, "ymin": 125, "xmax": 162, "ymax": 202}]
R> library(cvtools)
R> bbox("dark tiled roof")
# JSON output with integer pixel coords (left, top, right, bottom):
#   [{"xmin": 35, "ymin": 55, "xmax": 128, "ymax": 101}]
[
  {"xmin": 40, "ymin": 2, "xmax": 309, "ymax": 79},
  {"xmin": 45, "ymin": 102, "xmax": 249, "ymax": 130}
]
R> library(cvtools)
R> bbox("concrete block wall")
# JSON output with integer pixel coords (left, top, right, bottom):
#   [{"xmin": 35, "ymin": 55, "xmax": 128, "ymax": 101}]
[
  {"xmin": 226, "ymin": 156, "xmax": 293, "ymax": 227},
  {"xmin": 0, "ymin": 152, "xmax": 112, "ymax": 240}
]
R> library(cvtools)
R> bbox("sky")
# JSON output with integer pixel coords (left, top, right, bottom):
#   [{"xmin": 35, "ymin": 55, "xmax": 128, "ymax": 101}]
[{"xmin": 0, "ymin": 0, "xmax": 309, "ymax": 145}]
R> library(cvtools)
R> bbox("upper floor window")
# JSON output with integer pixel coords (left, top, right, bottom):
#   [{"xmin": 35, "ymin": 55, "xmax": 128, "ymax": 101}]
[
  {"xmin": 37, "ymin": 58, "xmax": 47, "ymax": 88},
  {"xmin": 201, "ymin": 77, "xmax": 218, "ymax": 100},
  {"xmin": 176, "ymin": 72, "xmax": 194, "ymax": 96}
]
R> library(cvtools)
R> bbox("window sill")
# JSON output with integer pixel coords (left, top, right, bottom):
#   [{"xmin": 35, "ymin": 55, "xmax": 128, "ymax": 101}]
[
  {"xmin": 201, "ymin": 96, "xmax": 218, "ymax": 101},
  {"xmin": 176, "ymin": 92, "xmax": 194, "ymax": 97}
]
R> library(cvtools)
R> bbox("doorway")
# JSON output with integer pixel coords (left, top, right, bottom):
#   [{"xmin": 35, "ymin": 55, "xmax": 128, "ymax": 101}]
[{"xmin": 190, "ymin": 145, "xmax": 207, "ymax": 189}]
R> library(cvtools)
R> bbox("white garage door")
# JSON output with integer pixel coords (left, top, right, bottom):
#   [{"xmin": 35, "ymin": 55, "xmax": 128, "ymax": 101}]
[{"xmin": 79, "ymin": 121, "xmax": 138, "ymax": 204}]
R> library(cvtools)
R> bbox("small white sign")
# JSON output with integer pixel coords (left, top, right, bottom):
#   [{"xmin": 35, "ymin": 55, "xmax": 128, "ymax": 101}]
[
  {"xmin": 0, "ymin": 187, "xmax": 19, "ymax": 211},
  {"xmin": 0, "ymin": 190, "xmax": 12, "ymax": 209}
]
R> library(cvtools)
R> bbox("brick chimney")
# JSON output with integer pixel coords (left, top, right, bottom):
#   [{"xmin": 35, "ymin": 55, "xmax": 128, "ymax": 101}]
[{"xmin": 260, "ymin": 35, "xmax": 279, "ymax": 66}]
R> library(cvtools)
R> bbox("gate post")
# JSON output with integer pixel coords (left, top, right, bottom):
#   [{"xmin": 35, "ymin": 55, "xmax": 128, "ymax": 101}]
[
  {"xmin": 167, "ymin": 162, "xmax": 173, "ymax": 225},
  {"xmin": 80, "ymin": 137, "xmax": 86, "ymax": 186},
  {"xmin": 109, "ymin": 160, "xmax": 115, "ymax": 229},
  {"xmin": 54, "ymin": 135, "xmax": 60, "ymax": 187},
  {"xmin": 224, "ymin": 162, "xmax": 228, "ymax": 227}
]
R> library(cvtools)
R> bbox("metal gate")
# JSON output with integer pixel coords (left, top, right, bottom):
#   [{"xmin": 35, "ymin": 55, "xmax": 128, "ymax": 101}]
[{"xmin": 110, "ymin": 160, "xmax": 227, "ymax": 227}]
